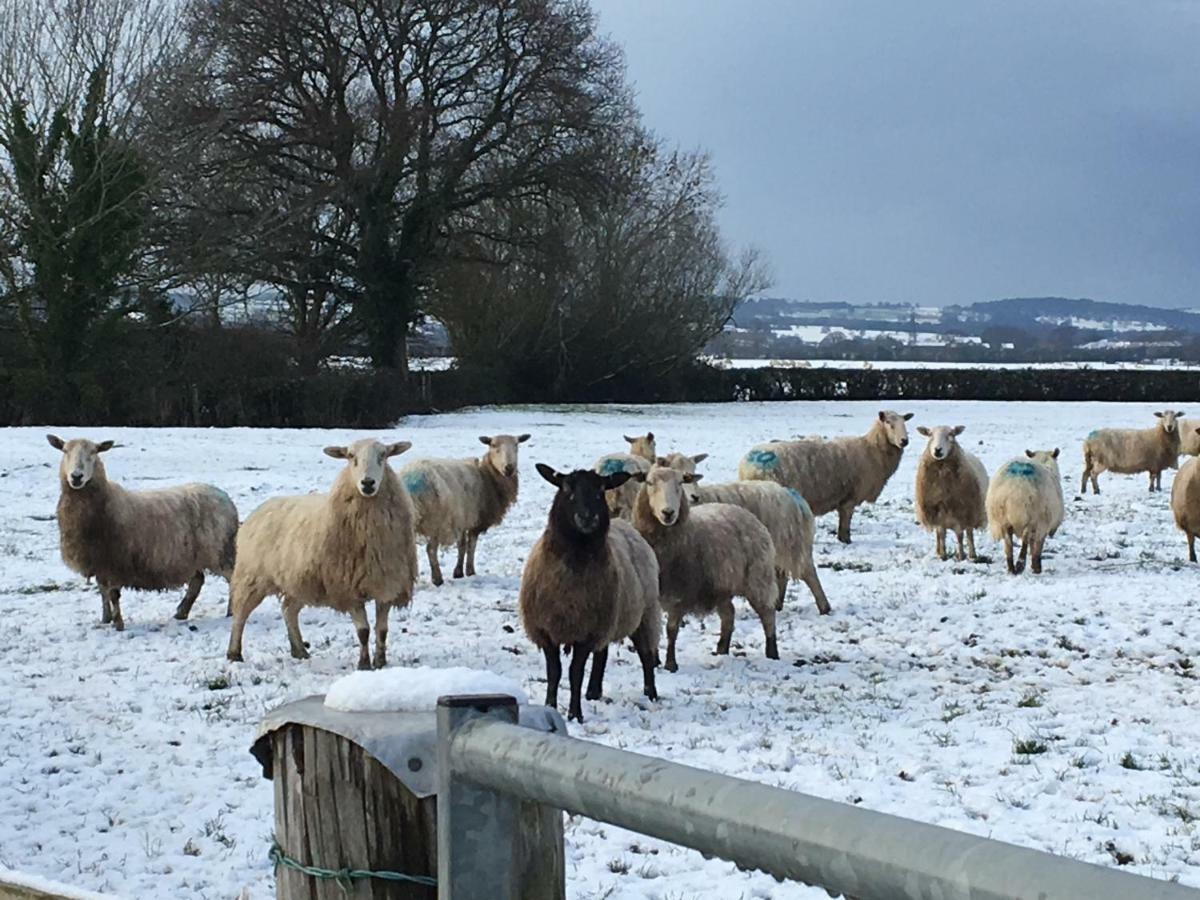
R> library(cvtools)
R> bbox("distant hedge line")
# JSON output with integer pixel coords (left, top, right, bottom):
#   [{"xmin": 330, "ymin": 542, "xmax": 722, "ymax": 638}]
[{"xmin": 2, "ymin": 363, "xmax": 1197, "ymax": 427}]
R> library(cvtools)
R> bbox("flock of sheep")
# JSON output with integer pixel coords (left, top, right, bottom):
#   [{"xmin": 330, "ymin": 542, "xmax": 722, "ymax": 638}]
[{"xmin": 43, "ymin": 406, "xmax": 1200, "ymax": 722}]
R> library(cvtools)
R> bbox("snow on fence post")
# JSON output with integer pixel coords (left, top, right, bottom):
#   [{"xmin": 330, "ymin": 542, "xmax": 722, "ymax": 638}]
[{"xmin": 251, "ymin": 694, "xmax": 565, "ymax": 900}]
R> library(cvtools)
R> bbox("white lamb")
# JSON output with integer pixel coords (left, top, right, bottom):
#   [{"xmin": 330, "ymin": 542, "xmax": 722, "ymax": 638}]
[
  {"xmin": 594, "ymin": 432, "xmax": 657, "ymax": 519},
  {"xmin": 399, "ymin": 433, "xmax": 529, "ymax": 585},
  {"xmin": 986, "ymin": 449, "xmax": 1064, "ymax": 576},
  {"xmin": 1081, "ymin": 410, "xmax": 1184, "ymax": 494}
]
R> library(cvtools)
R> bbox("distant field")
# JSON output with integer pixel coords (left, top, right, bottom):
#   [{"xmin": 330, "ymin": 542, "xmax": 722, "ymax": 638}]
[{"xmin": 716, "ymin": 357, "xmax": 1200, "ymax": 371}]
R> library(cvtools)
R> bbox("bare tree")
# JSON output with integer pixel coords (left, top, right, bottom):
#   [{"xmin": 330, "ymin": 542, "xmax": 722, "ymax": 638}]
[{"xmin": 179, "ymin": 0, "xmax": 630, "ymax": 371}]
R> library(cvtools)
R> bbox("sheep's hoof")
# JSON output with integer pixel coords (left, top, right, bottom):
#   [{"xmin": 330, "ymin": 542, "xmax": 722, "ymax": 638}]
[
  {"xmin": 226, "ymin": 650, "xmax": 243, "ymax": 663},
  {"xmin": 290, "ymin": 646, "xmax": 310, "ymax": 660},
  {"xmin": 465, "ymin": 567, "xmax": 476, "ymax": 577},
  {"xmin": 431, "ymin": 576, "xmax": 444, "ymax": 587},
  {"xmin": 837, "ymin": 534, "xmax": 851, "ymax": 545},
  {"xmin": 172, "ymin": 609, "xmax": 189, "ymax": 621},
  {"xmin": 357, "ymin": 659, "xmax": 372, "ymax": 671},
  {"xmin": 765, "ymin": 638, "xmax": 780, "ymax": 660},
  {"xmin": 817, "ymin": 603, "xmax": 832, "ymax": 616},
  {"xmin": 644, "ymin": 686, "xmax": 658, "ymax": 702},
  {"xmin": 112, "ymin": 619, "xmax": 125, "ymax": 632},
  {"xmin": 585, "ymin": 688, "xmax": 602, "ymax": 701},
  {"xmin": 665, "ymin": 661, "xmax": 678, "ymax": 673},
  {"xmin": 373, "ymin": 657, "xmax": 387, "ymax": 669},
  {"xmin": 452, "ymin": 568, "xmax": 464, "ymax": 579},
  {"xmin": 100, "ymin": 612, "xmax": 113, "ymax": 625}
]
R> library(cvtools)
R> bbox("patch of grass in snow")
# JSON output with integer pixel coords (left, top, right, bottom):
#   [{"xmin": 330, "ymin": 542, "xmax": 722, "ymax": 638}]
[
  {"xmin": 205, "ymin": 674, "xmax": 231, "ymax": 691},
  {"xmin": 1013, "ymin": 738, "xmax": 1048, "ymax": 756},
  {"xmin": 941, "ymin": 702, "xmax": 967, "ymax": 723},
  {"xmin": 821, "ymin": 559, "xmax": 873, "ymax": 572},
  {"xmin": 1055, "ymin": 635, "xmax": 1086, "ymax": 653},
  {"xmin": 1016, "ymin": 690, "xmax": 1043, "ymax": 708},
  {"xmin": 15, "ymin": 581, "xmax": 71, "ymax": 594},
  {"xmin": 1120, "ymin": 751, "xmax": 1144, "ymax": 771},
  {"xmin": 606, "ymin": 857, "xmax": 630, "ymax": 875}
]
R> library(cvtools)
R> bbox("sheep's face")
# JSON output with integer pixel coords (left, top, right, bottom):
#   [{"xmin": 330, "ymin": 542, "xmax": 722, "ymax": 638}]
[
  {"xmin": 48, "ymin": 435, "xmax": 114, "ymax": 490},
  {"xmin": 1023, "ymin": 448, "xmax": 1061, "ymax": 475},
  {"xmin": 877, "ymin": 411, "xmax": 914, "ymax": 449},
  {"xmin": 624, "ymin": 432, "xmax": 656, "ymax": 462},
  {"xmin": 324, "ymin": 438, "xmax": 411, "ymax": 497},
  {"xmin": 917, "ymin": 425, "xmax": 964, "ymax": 462},
  {"xmin": 480, "ymin": 433, "xmax": 530, "ymax": 478},
  {"xmin": 656, "ymin": 452, "xmax": 708, "ymax": 477},
  {"xmin": 1154, "ymin": 410, "xmax": 1185, "ymax": 434},
  {"xmin": 641, "ymin": 465, "xmax": 696, "ymax": 527},
  {"xmin": 537, "ymin": 464, "xmax": 624, "ymax": 536}
]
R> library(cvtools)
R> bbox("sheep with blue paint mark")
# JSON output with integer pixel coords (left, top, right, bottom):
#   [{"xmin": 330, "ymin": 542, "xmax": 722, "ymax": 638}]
[
  {"xmin": 739, "ymin": 411, "xmax": 913, "ymax": 543},
  {"xmin": 399, "ymin": 434, "xmax": 530, "ymax": 585},
  {"xmin": 593, "ymin": 432, "xmax": 656, "ymax": 519},
  {"xmin": 1082, "ymin": 410, "xmax": 1184, "ymax": 494},
  {"xmin": 914, "ymin": 425, "xmax": 988, "ymax": 562},
  {"xmin": 986, "ymin": 449, "xmax": 1064, "ymax": 575},
  {"xmin": 47, "ymin": 435, "xmax": 239, "ymax": 631},
  {"xmin": 663, "ymin": 453, "xmax": 829, "ymax": 615}
]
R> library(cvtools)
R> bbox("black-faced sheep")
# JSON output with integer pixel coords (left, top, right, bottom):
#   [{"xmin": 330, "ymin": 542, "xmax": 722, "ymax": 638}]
[
  {"xmin": 594, "ymin": 432, "xmax": 657, "ymax": 519},
  {"xmin": 47, "ymin": 435, "xmax": 238, "ymax": 631},
  {"xmin": 226, "ymin": 438, "xmax": 417, "ymax": 670},
  {"xmin": 519, "ymin": 465, "xmax": 660, "ymax": 723},
  {"xmin": 1082, "ymin": 410, "xmax": 1184, "ymax": 494},
  {"xmin": 1171, "ymin": 456, "xmax": 1200, "ymax": 562},
  {"xmin": 631, "ymin": 466, "xmax": 779, "ymax": 670},
  {"xmin": 739, "ymin": 411, "xmax": 913, "ymax": 543},
  {"xmin": 399, "ymin": 433, "xmax": 529, "ymax": 585},
  {"xmin": 663, "ymin": 454, "xmax": 829, "ymax": 615},
  {"xmin": 914, "ymin": 425, "xmax": 989, "ymax": 561},
  {"xmin": 986, "ymin": 449, "xmax": 1064, "ymax": 575}
]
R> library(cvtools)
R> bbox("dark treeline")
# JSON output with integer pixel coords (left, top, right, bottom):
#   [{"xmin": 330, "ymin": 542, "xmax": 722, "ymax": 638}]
[{"xmin": 0, "ymin": 0, "xmax": 767, "ymax": 424}]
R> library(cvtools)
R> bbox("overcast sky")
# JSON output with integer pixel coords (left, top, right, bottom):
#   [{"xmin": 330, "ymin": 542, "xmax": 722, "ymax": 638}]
[{"xmin": 595, "ymin": 1, "xmax": 1200, "ymax": 308}]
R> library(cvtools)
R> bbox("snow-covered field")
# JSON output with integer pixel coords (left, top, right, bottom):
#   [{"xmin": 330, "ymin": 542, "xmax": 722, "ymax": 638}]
[
  {"xmin": 715, "ymin": 357, "xmax": 1200, "ymax": 371},
  {"xmin": 3, "ymin": 401, "xmax": 1200, "ymax": 899},
  {"xmin": 770, "ymin": 324, "xmax": 983, "ymax": 345}
]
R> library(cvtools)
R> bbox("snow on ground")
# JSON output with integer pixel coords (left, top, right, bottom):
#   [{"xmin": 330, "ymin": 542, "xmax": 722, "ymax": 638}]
[
  {"xmin": 715, "ymin": 357, "xmax": 1200, "ymax": 371},
  {"xmin": 2, "ymin": 401, "xmax": 1200, "ymax": 898},
  {"xmin": 770, "ymin": 324, "xmax": 983, "ymax": 345}
]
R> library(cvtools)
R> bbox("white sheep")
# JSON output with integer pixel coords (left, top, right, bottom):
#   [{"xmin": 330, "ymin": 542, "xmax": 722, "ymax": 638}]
[
  {"xmin": 399, "ymin": 433, "xmax": 529, "ymax": 585},
  {"xmin": 520, "ymin": 465, "xmax": 661, "ymax": 722},
  {"xmin": 914, "ymin": 425, "xmax": 989, "ymax": 561},
  {"xmin": 226, "ymin": 438, "xmax": 417, "ymax": 669},
  {"xmin": 1081, "ymin": 410, "xmax": 1184, "ymax": 494},
  {"xmin": 662, "ymin": 454, "xmax": 829, "ymax": 615},
  {"xmin": 631, "ymin": 466, "xmax": 780, "ymax": 669},
  {"xmin": 739, "ymin": 411, "xmax": 913, "ymax": 543},
  {"xmin": 986, "ymin": 449, "xmax": 1064, "ymax": 575},
  {"xmin": 1179, "ymin": 419, "xmax": 1200, "ymax": 457},
  {"xmin": 594, "ymin": 432, "xmax": 657, "ymax": 519},
  {"xmin": 47, "ymin": 435, "xmax": 238, "ymax": 631},
  {"xmin": 1171, "ymin": 456, "xmax": 1200, "ymax": 562}
]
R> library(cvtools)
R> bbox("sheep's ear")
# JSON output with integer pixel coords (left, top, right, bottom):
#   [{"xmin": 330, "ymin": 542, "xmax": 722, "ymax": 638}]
[
  {"xmin": 517, "ymin": 433, "xmax": 531, "ymax": 443},
  {"xmin": 917, "ymin": 426, "xmax": 931, "ymax": 437},
  {"xmin": 1155, "ymin": 412, "xmax": 1164, "ymax": 418},
  {"xmin": 629, "ymin": 471, "xmax": 647, "ymax": 483},
  {"xmin": 623, "ymin": 434, "xmax": 637, "ymax": 444},
  {"xmin": 96, "ymin": 440, "xmax": 115, "ymax": 452},
  {"xmin": 952, "ymin": 425, "xmax": 965, "ymax": 436},
  {"xmin": 535, "ymin": 463, "xmax": 562, "ymax": 487},
  {"xmin": 603, "ymin": 471, "xmax": 632, "ymax": 491},
  {"xmin": 877, "ymin": 411, "xmax": 886, "ymax": 422},
  {"xmin": 692, "ymin": 453, "xmax": 709, "ymax": 464},
  {"xmin": 323, "ymin": 446, "xmax": 349, "ymax": 459},
  {"xmin": 1025, "ymin": 449, "xmax": 1035, "ymax": 458},
  {"xmin": 479, "ymin": 436, "xmax": 492, "ymax": 446},
  {"xmin": 46, "ymin": 434, "xmax": 65, "ymax": 451},
  {"xmin": 646, "ymin": 431, "xmax": 654, "ymax": 441},
  {"xmin": 683, "ymin": 473, "xmax": 702, "ymax": 483},
  {"xmin": 385, "ymin": 441, "xmax": 412, "ymax": 457},
  {"xmin": 1177, "ymin": 411, "xmax": 1186, "ymax": 418},
  {"xmin": 655, "ymin": 456, "xmax": 669, "ymax": 466},
  {"xmin": 903, "ymin": 413, "xmax": 914, "ymax": 421},
  {"xmin": 1052, "ymin": 448, "xmax": 1060, "ymax": 459}
]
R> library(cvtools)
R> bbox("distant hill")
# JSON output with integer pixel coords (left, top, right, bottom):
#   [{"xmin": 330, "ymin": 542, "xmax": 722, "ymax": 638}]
[{"xmin": 949, "ymin": 297, "xmax": 1200, "ymax": 334}]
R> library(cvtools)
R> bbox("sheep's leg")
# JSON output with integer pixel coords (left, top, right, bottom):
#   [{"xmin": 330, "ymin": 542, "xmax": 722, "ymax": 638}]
[
  {"xmin": 836, "ymin": 504, "xmax": 854, "ymax": 544},
  {"xmin": 1030, "ymin": 534, "xmax": 1045, "ymax": 575},
  {"xmin": 715, "ymin": 598, "xmax": 736, "ymax": 656},
  {"xmin": 953, "ymin": 529, "xmax": 966, "ymax": 562},
  {"xmin": 107, "ymin": 586, "xmax": 125, "ymax": 632},
  {"xmin": 1003, "ymin": 529, "xmax": 1016, "ymax": 575},
  {"xmin": 1080, "ymin": 466, "xmax": 1090, "ymax": 494},
  {"xmin": 349, "ymin": 604, "xmax": 371, "ymax": 670},
  {"xmin": 966, "ymin": 529, "xmax": 978, "ymax": 561},
  {"xmin": 542, "ymin": 644, "xmax": 562, "ymax": 709},
  {"xmin": 426, "ymin": 541, "xmax": 444, "ymax": 586},
  {"xmin": 631, "ymin": 623, "xmax": 659, "ymax": 701},
  {"xmin": 774, "ymin": 568, "xmax": 788, "ymax": 612},
  {"xmin": 745, "ymin": 595, "xmax": 780, "ymax": 661},
  {"xmin": 280, "ymin": 598, "xmax": 310, "ymax": 660},
  {"xmin": 800, "ymin": 563, "xmax": 832, "ymax": 615},
  {"xmin": 226, "ymin": 587, "xmax": 268, "ymax": 661},
  {"xmin": 585, "ymin": 647, "xmax": 608, "ymax": 701},
  {"xmin": 665, "ymin": 609, "xmax": 683, "ymax": 673},
  {"xmin": 567, "ymin": 642, "xmax": 589, "ymax": 722},
  {"xmin": 98, "ymin": 582, "xmax": 113, "ymax": 625},
  {"xmin": 1090, "ymin": 471, "xmax": 1100, "ymax": 495},
  {"xmin": 173, "ymin": 572, "xmax": 205, "ymax": 621},
  {"xmin": 1149, "ymin": 470, "xmax": 1156, "ymax": 492},
  {"xmin": 1188, "ymin": 532, "xmax": 1197, "ymax": 564},
  {"xmin": 1014, "ymin": 531, "xmax": 1029, "ymax": 575},
  {"xmin": 373, "ymin": 601, "xmax": 391, "ymax": 669},
  {"xmin": 465, "ymin": 532, "xmax": 479, "ymax": 577},
  {"xmin": 935, "ymin": 527, "xmax": 946, "ymax": 560},
  {"xmin": 452, "ymin": 534, "xmax": 467, "ymax": 580}
]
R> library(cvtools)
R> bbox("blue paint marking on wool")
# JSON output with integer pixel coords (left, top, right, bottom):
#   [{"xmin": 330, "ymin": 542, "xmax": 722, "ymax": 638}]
[
  {"xmin": 1005, "ymin": 461, "xmax": 1038, "ymax": 479},
  {"xmin": 786, "ymin": 488, "xmax": 811, "ymax": 514},
  {"xmin": 598, "ymin": 458, "xmax": 629, "ymax": 476},
  {"xmin": 745, "ymin": 448, "xmax": 779, "ymax": 470},
  {"xmin": 403, "ymin": 471, "xmax": 430, "ymax": 495},
  {"xmin": 1087, "ymin": 430, "xmax": 1099, "ymax": 441}
]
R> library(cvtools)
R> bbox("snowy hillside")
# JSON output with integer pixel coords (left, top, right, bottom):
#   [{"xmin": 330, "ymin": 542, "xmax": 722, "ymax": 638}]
[{"xmin": 2, "ymin": 401, "xmax": 1199, "ymax": 898}]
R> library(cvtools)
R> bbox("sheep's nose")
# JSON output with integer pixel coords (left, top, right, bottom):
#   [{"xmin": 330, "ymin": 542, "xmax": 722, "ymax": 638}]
[
  {"xmin": 504, "ymin": 464, "xmax": 515, "ymax": 477},
  {"xmin": 661, "ymin": 508, "xmax": 676, "ymax": 522},
  {"xmin": 900, "ymin": 438, "xmax": 909, "ymax": 447},
  {"xmin": 70, "ymin": 473, "xmax": 83, "ymax": 487},
  {"xmin": 360, "ymin": 478, "xmax": 376, "ymax": 493}
]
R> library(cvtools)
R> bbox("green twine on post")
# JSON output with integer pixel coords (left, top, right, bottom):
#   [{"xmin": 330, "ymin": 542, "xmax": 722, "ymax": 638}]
[{"xmin": 270, "ymin": 841, "xmax": 437, "ymax": 892}]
